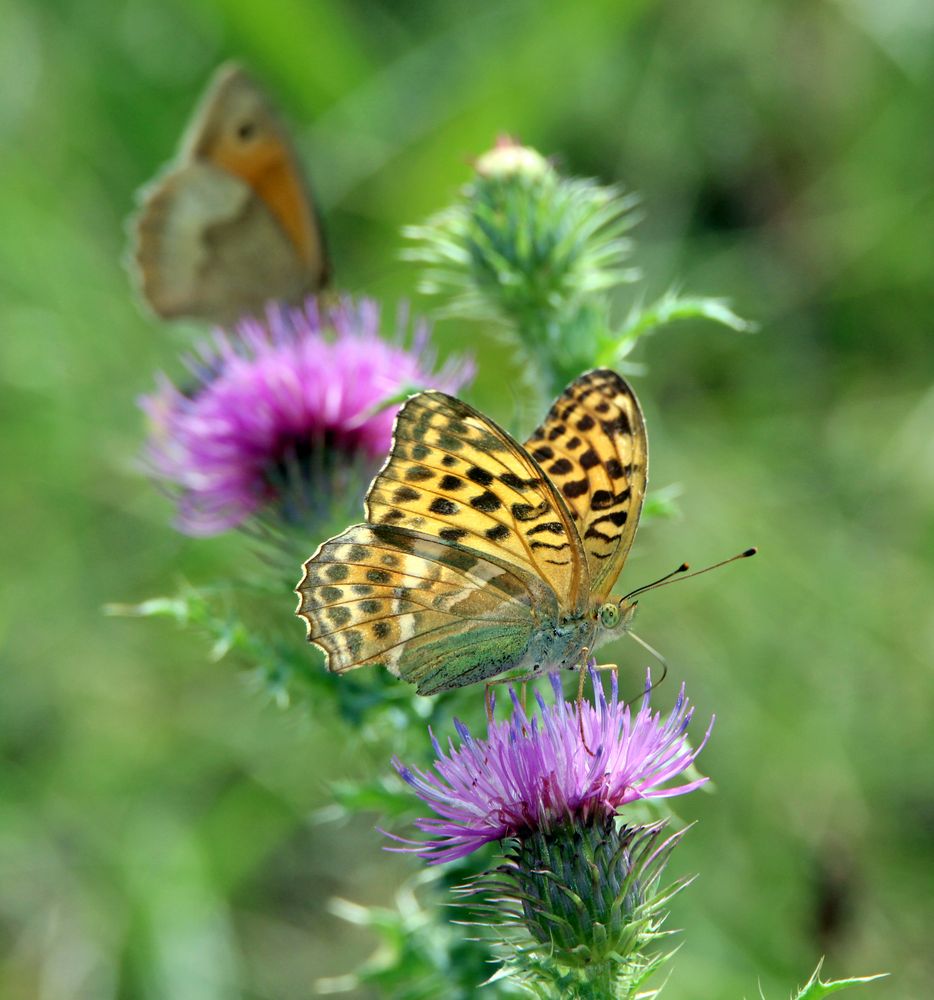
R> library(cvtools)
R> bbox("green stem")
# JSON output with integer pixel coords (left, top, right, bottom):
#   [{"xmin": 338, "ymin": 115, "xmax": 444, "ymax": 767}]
[{"xmin": 568, "ymin": 962, "xmax": 630, "ymax": 999}]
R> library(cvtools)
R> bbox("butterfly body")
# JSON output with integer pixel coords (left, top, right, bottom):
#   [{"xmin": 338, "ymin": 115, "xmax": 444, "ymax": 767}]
[
  {"xmin": 131, "ymin": 62, "xmax": 328, "ymax": 327},
  {"xmin": 297, "ymin": 369, "xmax": 647, "ymax": 693}
]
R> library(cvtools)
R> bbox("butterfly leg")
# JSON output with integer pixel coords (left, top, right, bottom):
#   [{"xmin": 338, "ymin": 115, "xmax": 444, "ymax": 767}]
[
  {"xmin": 484, "ymin": 669, "xmax": 538, "ymax": 723},
  {"xmin": 576, "ymin": 651, "xmax": 594, "ymax": 755}
]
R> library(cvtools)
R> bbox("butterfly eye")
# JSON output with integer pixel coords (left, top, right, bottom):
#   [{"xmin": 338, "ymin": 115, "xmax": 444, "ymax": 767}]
[{"xmin": 598, "ymin": 603, "xmax": 621, "ymax": 629}]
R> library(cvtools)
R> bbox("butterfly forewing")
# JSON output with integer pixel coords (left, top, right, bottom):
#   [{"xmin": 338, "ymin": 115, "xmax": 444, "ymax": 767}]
[
  {"xmin": 181, "ymin": 64, "xmax": 327, "ymax": 281},
  {"xmin": 134, "ymin": 163, "xmax": 312, "ymax": 325},
  {"xmin": 523, "ymin": 369, "xmax": 647, "ymax": 603},
  {"xmin": 131, "ymin": 61, "xmax": 328, "ymax": 326},
  {"xmin": 297, "ymin": 524, "xmax": 556, "ymax": 694},
  {"xmin": 364, "ymin": 391, "xmax": 589, "ymax": 613}
]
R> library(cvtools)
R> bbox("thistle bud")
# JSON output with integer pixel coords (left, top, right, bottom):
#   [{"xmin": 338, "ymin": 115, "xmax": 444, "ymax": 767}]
[{"xmin": 474, "ymin": 135, "xmax": 551, "ymax": 180}]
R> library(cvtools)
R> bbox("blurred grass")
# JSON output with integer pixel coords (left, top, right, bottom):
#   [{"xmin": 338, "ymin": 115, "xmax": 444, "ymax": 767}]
[{"xmin": 1, "ymin": 0, "xmax": 932, "ymax": 997}]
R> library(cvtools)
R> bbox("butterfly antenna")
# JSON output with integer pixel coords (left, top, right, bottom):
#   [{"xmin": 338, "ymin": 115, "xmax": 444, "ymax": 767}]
[
  {"xmin": 622, "ymin": 547, "xmax": 757, "ymax": 602},
  {"xmin": 622, "ymin": 563, "xmax": 690, "ymax": 601}
]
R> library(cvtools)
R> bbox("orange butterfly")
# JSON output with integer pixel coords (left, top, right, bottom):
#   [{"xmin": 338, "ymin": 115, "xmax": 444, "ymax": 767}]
[{"xmin": 130, "ymin": 62, "xmax": 329, "ymax": 326}]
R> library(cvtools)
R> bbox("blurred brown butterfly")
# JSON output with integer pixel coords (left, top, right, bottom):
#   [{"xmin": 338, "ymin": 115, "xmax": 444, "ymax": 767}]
[{"xmin": 130, "ymin": 62, "xmax": 329, "ymax": 327}]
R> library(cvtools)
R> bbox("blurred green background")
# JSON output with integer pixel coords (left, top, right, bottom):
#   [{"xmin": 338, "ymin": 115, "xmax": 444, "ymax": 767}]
[{"xmin": 2, "ymin": 0, "xmax": 933, "ymax": 996}]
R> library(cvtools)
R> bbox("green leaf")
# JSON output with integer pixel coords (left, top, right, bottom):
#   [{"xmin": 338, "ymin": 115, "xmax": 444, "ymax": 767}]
[
  {"xmin": 791, "ymin": 959, "xmax": 888, "ymax": 999},
  {"xmin": 641, "ymin": 484, "xmax": 683, "ymax": 523},
  {"xmin": 600, "ymin": 290, "xmax": 756, "ymax": 365},
  {"xmin": 103, "ymin": 594, "xmax": 195, "ymax": 623}
]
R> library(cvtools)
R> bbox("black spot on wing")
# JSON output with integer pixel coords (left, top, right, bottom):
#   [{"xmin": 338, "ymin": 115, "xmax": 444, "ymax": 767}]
[
  {"xmin": 591, "ymin": 487, "xmax": 630, "ymax": 511},
  {"xmin": 436, "ymin": 433, "xmax": 463, "ymax": 452},
  {"xmin": 527, "ymin": 521, "xmax": 565, "ymax": 536},
  {"xmin": 466, "ymin": 466, "xmax": 494, "ymax": 486},
  {"xmin": 587, "ymin": 510, "xmax": 628, "ymax": 530},
  {"xmin": 327, "ymin": 606, "xmax": 352, "ymax": 626},
  {"xmin": 500, "ymin": 472, "xmax": 540, "ymax": 491},
  {"xmin": 405, "ymin": 466, "xmax": 434, "ymax": 482},
  {"xmin": 344, "ymin": 629, "xmax": 363, "ymax": 659},
  {"xmin": 429, "ymin": 497, "xmax": 459, "ymax": 516},
  {"xmin": 470, "ymin": 491, "xmax": 502, "ymax": 513},
  {"xmin": 530, "ymin": 540, "xmax": 568, "ymax": 551},
  {"xmin": 512, "ymin": 501, "xmax": 550, "ymax": 521},
  {"xmin": 440, "ymin": 527, "xmax": 468, "ymax": 541},
  {"xmin": 601, "ymin": 413, "xmax": 631, "ymax": 436},
  {"xmin": 548, "ymin": 458, "xmax": 573, "ymax": 475},
  {"xmin": 393, "ymin": 485, "xmax": 421, "ymax": 503}
]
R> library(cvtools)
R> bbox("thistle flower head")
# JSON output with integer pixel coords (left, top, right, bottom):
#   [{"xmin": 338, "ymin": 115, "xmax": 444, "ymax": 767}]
[
  {"xmin": 392, "ymin": 666, "xmax": 712, "ymax": 864},
  {"xmin": 140, "ymin": 297, "xmax": 473, "ymax": 536}
]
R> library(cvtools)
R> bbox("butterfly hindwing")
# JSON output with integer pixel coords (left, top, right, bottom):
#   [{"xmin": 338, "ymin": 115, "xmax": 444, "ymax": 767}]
[
  {"xmin": 364, "ymin": 391, "xmax": 589, "ymax": 614},
  {"xmin": 297, "ymin": 524, "xmax": 557, "ymax": 694},
  {"xmin": 524, "ymin": 369, "xmax": 647, "ymax": 602}
]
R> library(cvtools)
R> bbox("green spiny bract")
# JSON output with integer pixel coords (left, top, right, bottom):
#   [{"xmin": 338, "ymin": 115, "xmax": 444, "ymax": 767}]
[{"xmin": 461, "ymin": 818, "xmax": 691, "ymax": 996}]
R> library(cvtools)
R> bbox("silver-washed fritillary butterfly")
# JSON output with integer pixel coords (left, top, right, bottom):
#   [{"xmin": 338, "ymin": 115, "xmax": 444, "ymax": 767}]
[{"xmin": 296, "ymin": 369, "xmax": 649, "ymax": 694}]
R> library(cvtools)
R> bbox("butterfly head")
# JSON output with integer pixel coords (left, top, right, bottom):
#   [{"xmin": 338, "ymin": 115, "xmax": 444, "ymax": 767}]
[{"xmin": 597, "ymin": 599, "xmax": 638, "ymax": 634}]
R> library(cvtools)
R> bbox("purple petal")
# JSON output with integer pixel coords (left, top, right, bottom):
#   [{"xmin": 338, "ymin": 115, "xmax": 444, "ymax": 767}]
[
  {"xmin": 390, "ymin": 670, "xmax": 713, "ymax": 863},
  {"xmin": 140, "ymin": 295, "xmax": 473, "ymax": 536}
]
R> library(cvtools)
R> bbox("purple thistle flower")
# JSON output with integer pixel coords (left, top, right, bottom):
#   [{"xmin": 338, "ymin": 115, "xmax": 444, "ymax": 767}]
[
  {"xmin": 391, "ymin": 665, "xmax": 712, "ymax": 864},
  {"xmin": 140, "ymin": 297, "xmax": 473, "ymax": 536}
]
